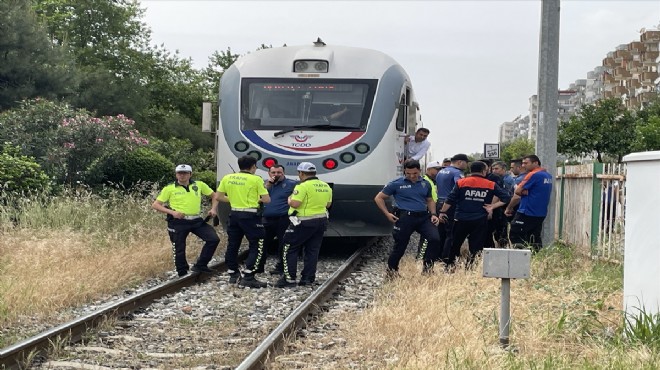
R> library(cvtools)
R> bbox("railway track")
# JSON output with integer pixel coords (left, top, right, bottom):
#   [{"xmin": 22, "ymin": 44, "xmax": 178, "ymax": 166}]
[{"xmin": 1, "ymin": 237, "xmax": 385, "ymax": 369}]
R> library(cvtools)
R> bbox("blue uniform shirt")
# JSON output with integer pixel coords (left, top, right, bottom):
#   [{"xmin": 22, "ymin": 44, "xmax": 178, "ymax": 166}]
[
  {"xmin": 514, "ymin": 172, "xmax": 527, "ymax": 186},
  {"xmin": 502, "ymin": 174, "xmax": 515, "ymax": 195},
  {"xmin": 518, "ymin": 169, "xmax": 553, "ymax": 217},
  {"xmin": 381, "ymin": 176, "xmax": 432, "ymax": 212},
  {"xmin": 435, "ymin": 166, "xmax": 464, "ymax": 201},
  {"xmin": 262, "ymin": 178, "xmax": 298, "ymax": 217}
]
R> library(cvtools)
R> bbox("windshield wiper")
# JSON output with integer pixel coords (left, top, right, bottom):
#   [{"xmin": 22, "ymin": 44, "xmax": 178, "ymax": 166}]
[{"xmin": 273, "ymin": 124, "xmax": 336, "ymax": 138}]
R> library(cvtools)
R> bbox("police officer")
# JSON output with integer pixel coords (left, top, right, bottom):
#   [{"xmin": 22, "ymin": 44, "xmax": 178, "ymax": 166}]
[
  {"xmin": 417, "ymin": 160, "xmax": 441, "ymax": 259},
  {"xmin": 214, "ymin": 156, "xmax": 271, "ymax": 288},
  {"xmin": 438, "ymin": 161, "xmax": 511, "ymax": 270},
  {"xmin": 255, "ymin": 164, "xmax": 297, "ymax": 275},
  {"xmin": 275, "ymin": 162, "xmax": 332, "ymax": 287},
  {"xmin": 435, "ymin": 153, "xmax": 469, "ymax": 263},
  {"xmin": 152, "ymin": 164, "xmax": 220, "ymax": 277},
  {"xmin": 374, "ymin": 160, "xmax": 441, "ymax": 277}
]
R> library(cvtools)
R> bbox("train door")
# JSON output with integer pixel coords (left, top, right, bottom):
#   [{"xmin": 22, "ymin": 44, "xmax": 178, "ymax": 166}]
[{"xmin": 394, "ymin": 89, "xmax": 411, "ymax": 173}]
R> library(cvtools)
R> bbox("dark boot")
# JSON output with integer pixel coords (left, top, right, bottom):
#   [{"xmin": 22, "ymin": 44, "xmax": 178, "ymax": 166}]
[
  {"xmin": 275, "ymin": 276, "xmax": 297, "ymax": 288},
  {"xmin": 228, "ymin": 271, "xmax": 241, "ymax": 284},
  {"xmin": 238, "ymin": 274, "xmax": 267, "ymax": 288}
]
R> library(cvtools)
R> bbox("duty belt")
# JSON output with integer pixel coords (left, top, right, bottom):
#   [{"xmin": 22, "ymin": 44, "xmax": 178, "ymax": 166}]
[
  {"xmin": 231, "ymin": 207, "xmax": 258, "ymax": 213},
  {"xmin": 401, "ymin": 210, "xmax": 429, "ymax": 217},
  {"xmin": 183, "ymin": 215, "xmax": 202, "ymax": 220},
  {"xmin": 297, "ymin": 214, "xmax": 328, "ymax": 220}
]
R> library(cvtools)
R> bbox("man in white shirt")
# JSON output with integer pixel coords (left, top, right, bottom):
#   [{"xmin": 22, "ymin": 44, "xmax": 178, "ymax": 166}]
[{"xmin": 404, "ymin": 128, "xmax": 431, "ymax": 161}]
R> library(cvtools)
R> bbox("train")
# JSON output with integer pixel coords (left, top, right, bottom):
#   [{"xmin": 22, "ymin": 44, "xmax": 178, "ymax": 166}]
[{"xmin": 214, "ymin": 39, "xmax": 422, "ymax": 237}]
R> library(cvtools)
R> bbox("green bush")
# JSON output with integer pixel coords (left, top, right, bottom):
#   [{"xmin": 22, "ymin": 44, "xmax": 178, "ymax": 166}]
[
  {"xmin": 0, "ymin": 146, "xmax": 50, "ymax": 193},
  {"xmin": 87, "ymin": 148, "xmax": 173, "ymax": 187},
  {"xmin": 194, "ymin": 170, "xmax": 217, "ymax": 188}
]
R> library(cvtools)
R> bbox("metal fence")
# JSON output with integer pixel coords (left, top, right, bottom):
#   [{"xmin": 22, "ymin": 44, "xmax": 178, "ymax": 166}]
[{"xmin": 555, "ymin": 163, "xmax": 626, "ymax": 263}]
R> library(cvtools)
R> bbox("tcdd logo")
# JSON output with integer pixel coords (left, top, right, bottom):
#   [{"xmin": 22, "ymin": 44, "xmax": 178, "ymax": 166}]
[{"xmin": 290, "ymin": 134, "xmax": 313, "ymax": 142}]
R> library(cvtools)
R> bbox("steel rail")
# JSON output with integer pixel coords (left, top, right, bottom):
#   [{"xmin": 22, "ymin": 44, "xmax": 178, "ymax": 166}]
[
  {"xmin": 0, "ymin": 251, "xmax": 248, "ymax": 370},
  {"xmin": 236, "ymin": 243, "xmax": 369, "ymax": 370}
]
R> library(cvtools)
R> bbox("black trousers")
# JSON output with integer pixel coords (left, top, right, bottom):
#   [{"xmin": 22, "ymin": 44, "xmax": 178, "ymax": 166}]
[
  {"xmin": 167, "ymin": 218, "xmax": 220, "ymax": 275},
  {"xmin": 389, "ymin": 212, "xmax": 440, "ymax": 271},
  {"xmin": 509, "ymin": 212, "xmax": 545, "ymax": 251},
  {"xmin": 447, "ymin": 217, "xmax": 488, "ymax": 267},
  {"xmin": 225, "ymin": 211, "xmax": 265, "ymax": 274},
  {"xmin": 257, "ymin": 215, "xmax": 290, "ymax": 271},
  {"xmin": 438, "ymin": 205, "xmax": 456, "ymax": 264},
  {"xmin": 282, "ymin": 217, "xmax": 328, "ymax": 282}
]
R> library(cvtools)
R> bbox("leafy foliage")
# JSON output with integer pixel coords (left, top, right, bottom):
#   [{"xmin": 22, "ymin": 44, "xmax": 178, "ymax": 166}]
[
  {"xmin": 194, "ymin": 170, "xmax": 218, "ymax": 189},
  {"xmin": 0, "ymin": 0, "xmax": 76, "ymax": 110},
  {"xmin": 87, "ymin": 147, "xmax": 173, "ymax": 187},
  {"xmin": 558, "ymin": 99, "xmax": 636, "ymax": 163},
  {"xmin": 0, "ymin": 99, "xmax": 77, "ymax": 176},
  {"xmin": 57, "ymin": 113, "xmax": 149, "ymax": 183},
  {"xmin": 0, "ymin": 146, "xmax": 50, "ymax": 193},
  {"xmin": 500, "ymin": 137, "xmax": 535, "ymax": 164},
  {"xmin": 633, "ymin": 98, "xmax": 660, "ymax": 152}
]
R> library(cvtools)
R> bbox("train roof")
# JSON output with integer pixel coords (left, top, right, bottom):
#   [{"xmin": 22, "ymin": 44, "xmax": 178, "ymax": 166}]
[{"xmin": 231, "ymin": 43, "xmax": 408, "ymax": 79}]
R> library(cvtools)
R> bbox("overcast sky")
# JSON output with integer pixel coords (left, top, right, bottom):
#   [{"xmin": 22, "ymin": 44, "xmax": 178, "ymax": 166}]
[{"xmin": 141, "ymin": 0, "xmax": 660, "ymax": 160}]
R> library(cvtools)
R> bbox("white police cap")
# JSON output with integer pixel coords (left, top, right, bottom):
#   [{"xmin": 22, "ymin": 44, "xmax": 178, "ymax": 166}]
[
  {"xmin": 296, "ymin": 162, "xmax": 316, "ymax": 172},
  {"xmin": 426, "ymin": 160, "xmax": 442, "ymax": 169},
  {"xmin": 175, "ymin": 164, "xmax": 192, "ymax": 173}
]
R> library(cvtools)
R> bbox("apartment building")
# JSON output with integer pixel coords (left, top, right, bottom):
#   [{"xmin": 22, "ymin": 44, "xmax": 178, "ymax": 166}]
[{"xmin": 504, "ymin": 30, "xmax": 659, "ymax": 143}]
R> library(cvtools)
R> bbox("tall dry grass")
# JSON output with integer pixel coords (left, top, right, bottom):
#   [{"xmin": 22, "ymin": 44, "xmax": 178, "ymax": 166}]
[
  {"xmin": 0, "ymin": 185, "xmax": 212, "ymax": 339},
  {"xmin": 336, "ymin": 246, "xmax": 659, "ymax": 368}
]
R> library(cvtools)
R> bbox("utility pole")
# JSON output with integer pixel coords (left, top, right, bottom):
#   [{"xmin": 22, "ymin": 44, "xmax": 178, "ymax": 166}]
[{"xmin": 536, "ymin": 0, "xmax": 560, "ymax": 246}]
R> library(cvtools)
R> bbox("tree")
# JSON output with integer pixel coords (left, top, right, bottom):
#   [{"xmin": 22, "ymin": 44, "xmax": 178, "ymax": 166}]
[
  {"xmin": 558, "ymin": 98, "xmax": 635, "ymax": 163},
  {"xmin": 0, "ymin": 0, "xmax": 76, "ymax": 110},
  {"xmin": 500, "ymin": 137, "xmax": 535, "ymax": 164},
  {"xmin": 32, "ymin": 0, "xmax": 153, "ymax": 117},
  {"xmin": 632, "ymin": 98, "xmax": 660, "ymax": 152}
]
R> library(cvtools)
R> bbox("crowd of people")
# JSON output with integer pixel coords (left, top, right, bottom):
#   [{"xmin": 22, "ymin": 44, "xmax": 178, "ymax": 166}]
[{"xmin": 151, "ymin": 129, "xmax": 553, "ymax": 285}]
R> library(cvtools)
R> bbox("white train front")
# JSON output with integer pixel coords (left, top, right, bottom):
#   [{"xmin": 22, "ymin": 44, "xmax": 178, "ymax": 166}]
[{"xmin": 215, "ymin": 40, "xmax": 422, "ymax": 237}]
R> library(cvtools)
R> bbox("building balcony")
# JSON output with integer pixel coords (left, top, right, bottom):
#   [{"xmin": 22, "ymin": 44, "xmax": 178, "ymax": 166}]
[
  {"xmin": 642, "ymin": 71, "xmax": 659, "ymax": 82},
  {"xmin": 642, "ymin": 51, "xmax": 659, "ymax": 62},
  {"xmin": 602, "ymin": 57, "xmax": 616, "ymax": 67},
  {"xmin": 628, "ymin": 41, "xmax": 645, "ymax": 52},
  {"xmin": 641, "ymin": 30, "xmax": 660, "ymax": 43},
  {"xmin": 614, "ymin": 49, "xmax": 631, "ymax": 61}
]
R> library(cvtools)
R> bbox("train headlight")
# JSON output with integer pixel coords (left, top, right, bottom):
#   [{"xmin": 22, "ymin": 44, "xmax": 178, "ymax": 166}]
[
  {"xmin": 339, "ymin": 152, "xmax": 355, "ymax": 163},
  {"xmin": 314, "ymin": 61, "xmax": 329, "ymax": 72},
  {"xmin": 354, "ymin": 143, "xmax": 370, "ymax": 154},
  {"xmin": 234, "ymin": 141, "xmax": 249, "ymax": 152},
  {"xmin": 247, "ymin": 151, "xmax": 262, "ymax": 160},
  {"xmin": 293, "ymin": 60, "xmax": 328, "ymax": 73},
  {"xmin": 263, "ymin": 157, "xmax": 277, "ymax": 168},
  {"xmin": 294, "ymin": 61, "xmax": 309, "ymax": 72},
  {"xmin": 323, "ymin": 158, "xmax": 338, "ymax": 170}
]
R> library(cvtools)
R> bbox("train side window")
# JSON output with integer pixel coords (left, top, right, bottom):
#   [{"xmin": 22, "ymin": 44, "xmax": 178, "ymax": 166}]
[{"xmin": 395, "ymin": 95, "xmax": 406, "ymax": 131}]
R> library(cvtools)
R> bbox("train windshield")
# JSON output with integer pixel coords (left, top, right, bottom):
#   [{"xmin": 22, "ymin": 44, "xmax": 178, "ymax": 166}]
[{"xmin": 241, "ymin": 78, "xmax": 377, "ymax": 131}]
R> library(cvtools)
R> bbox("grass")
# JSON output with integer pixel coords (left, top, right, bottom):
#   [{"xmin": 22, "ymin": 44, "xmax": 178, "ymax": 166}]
[
  {"xmin": 0, "ymin": 186, "xmax": 214, "ymax": 347},
  {"xmin": 328, "ymin": 244, "xmax": 660, "ymax": 369},
  {"xmin": 1, "ymin": 189, "xmax": 657, "ymax": 368}
]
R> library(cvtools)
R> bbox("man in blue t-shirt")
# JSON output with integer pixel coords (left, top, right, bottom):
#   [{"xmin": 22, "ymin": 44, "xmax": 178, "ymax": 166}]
[
  {"xmin": 374, "ymin": 160, "xmax": 441, "ymax": 277},
  {"xmin": 435, "ymin": 153, "xmax": 469, "ymax": 262},
  {"xmin": 255, "ymin": 164, "xmax": 298, "ymax": 275},
  {"xmin": 504, "ymin": 154, "xmax": 552, "ymax": 251}
]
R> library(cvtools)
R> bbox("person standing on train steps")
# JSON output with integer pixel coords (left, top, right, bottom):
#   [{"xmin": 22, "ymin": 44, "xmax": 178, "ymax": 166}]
[
  {"xmin": 152, "ymin": 164, "xmax": 220, "ymax": 278},
  {"xmin": 275, "ymin": 162, "xmax": 333, "ymax": 288},
  {"xmin": 213, "ymin": 156, "xmax": 271, "ymax": 288},
  {"xmin": 417, "ymin": 160, "xmax": 441, "ymax": 259},
  {"xmin": 504, "ymin": 155, "xmax": 553, "ymax": 252},
  {"xmin": 404, "ymin": 128, "xmax": 431, "ymax": 161},
  {"xmin": 374, "ymin": 160, "xmax": 441, "ymax": 278},
  {"xmin": 255, "ymin": 164, "xmax": 298, "ymax": 275}
]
